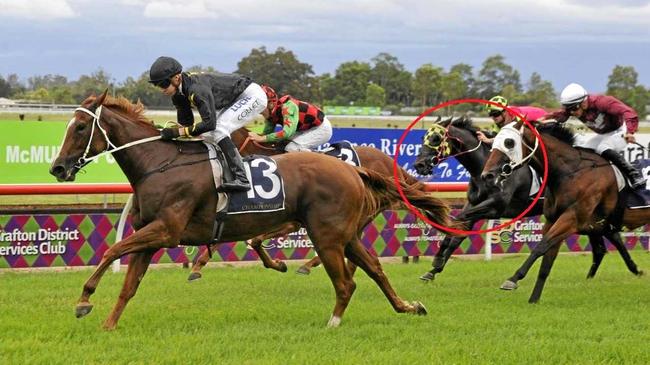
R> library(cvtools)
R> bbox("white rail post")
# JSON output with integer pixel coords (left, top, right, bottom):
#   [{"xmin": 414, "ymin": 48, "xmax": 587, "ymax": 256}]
[{"xmin": 112, "ymin": 194, "xmax": 133, "ymax": 273}]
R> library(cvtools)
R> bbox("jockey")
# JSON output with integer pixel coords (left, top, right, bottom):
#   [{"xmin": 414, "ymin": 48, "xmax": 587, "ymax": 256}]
[
  {"xmin": 543, "ymin": 83, "xmax": 644, "ymax": 189},
  {"xmin": 248, "ymin": 85, "xmax": 333, "ymax": 152},
  {"xmin": 149, "ymin": 56, "xmax": 267, "ymax": 192},
  {"xmin": 477, "ymin": 95, "xmax": 547, "ymax": 145}
]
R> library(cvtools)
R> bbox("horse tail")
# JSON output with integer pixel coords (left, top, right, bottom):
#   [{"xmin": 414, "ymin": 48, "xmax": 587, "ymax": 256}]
[{"xmin": 356, "ymin": 167, "xmax": 454, "ymax": 231}]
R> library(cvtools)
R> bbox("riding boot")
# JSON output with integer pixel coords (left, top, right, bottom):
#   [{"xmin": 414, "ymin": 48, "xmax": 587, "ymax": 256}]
[
  {"xmin": 601, "ymin": 149, "xmax": 645, "ymax": 190},
  {"xmin": 217, "ymin": 137, "xmax": 251, "ymax": 192}
]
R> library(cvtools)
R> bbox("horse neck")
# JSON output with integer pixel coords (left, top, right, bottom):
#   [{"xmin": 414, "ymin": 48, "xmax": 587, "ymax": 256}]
[
  {"xmin": 525, "ymin": 131, "xmax": 573, "ymax": 190},
  {"xmin": 451, "ymin": 137, "xmax": 487, "ymax": 177},
  {"xmin": 103, "ymin": 109, "xmax": 178, "ymax": 185}
]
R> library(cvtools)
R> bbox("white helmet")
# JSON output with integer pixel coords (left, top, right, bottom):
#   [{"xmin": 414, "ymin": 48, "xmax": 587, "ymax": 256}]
[{"xmin": 560, "ymin": 83, "xmax": 588, "ymax": 106}]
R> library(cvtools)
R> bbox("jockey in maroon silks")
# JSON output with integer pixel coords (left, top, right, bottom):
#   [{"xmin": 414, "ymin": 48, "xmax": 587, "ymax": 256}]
[
  {"xmin": 248, "ymin": 85, "xmax": 332, "ymax": 152},
  {"xmin": 542, "ymin": 83, "xmax": 645, "ymax": 189}
]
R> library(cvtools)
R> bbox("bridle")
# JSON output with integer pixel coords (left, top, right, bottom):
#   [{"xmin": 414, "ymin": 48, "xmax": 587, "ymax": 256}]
[
  {"xmin": 72, "ymin": 105, "xmax": 161, "ymax": 170},
  {"xmin": 423, "ymin": 123, "xmax": 483, "ymax": 166},
  {"xmin": 496, "ymin": 124, "xmax": 539, "ymax": 179}
]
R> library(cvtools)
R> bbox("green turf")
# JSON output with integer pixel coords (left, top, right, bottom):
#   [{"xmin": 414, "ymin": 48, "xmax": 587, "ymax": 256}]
[{"xmin": 1, "ymin": 254, "xmax": 649, "ymax": 364}]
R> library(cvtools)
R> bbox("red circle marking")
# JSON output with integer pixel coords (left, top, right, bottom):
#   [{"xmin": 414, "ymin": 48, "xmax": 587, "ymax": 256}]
[{"xmin": 393, "ymin": 98, "xmax": 548, "ymax": 235}]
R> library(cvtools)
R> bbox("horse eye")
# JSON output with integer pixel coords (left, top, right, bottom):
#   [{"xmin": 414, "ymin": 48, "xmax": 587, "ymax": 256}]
[
  {"xmin": 75, "ymin": 123, "xmax": 87, "ymax": 132},
  {"xmin": 504, "ymin": 138, "xmax": 515, "ymax": 149},
  {"xmin": 431, "ymin": 135, "xmax": 441, "ymax": 145}
]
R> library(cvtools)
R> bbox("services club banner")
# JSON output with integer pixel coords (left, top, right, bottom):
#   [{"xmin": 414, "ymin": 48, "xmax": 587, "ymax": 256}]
[{"xmin": 1, "ymin": 210, "xmax": 648, "ymax": 269}]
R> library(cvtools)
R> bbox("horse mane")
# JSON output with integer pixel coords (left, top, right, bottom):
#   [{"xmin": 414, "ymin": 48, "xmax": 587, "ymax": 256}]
[
  {"xmin": 536, "ymin": 122, "xmax": 576, "ymax": 145},
  {"xmin": 84, "ymin": 95, "xmax": 156, "ymax": 129},
  {"xmin": 439, "ymin": 116, "xmax": 496, "ymax": 138}
]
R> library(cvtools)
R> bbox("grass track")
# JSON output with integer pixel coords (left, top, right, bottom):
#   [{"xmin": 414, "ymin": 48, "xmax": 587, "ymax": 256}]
[{"xmin": 2, "ymin": 253, "xmax": 650, "ymax": 364}]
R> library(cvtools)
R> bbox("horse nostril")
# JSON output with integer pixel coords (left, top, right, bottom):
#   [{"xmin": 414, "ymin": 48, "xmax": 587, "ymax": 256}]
[
  {"xmin": 482, "ymin": 172, "xmax": 494, "ymax": 182},
  {"xmin": 50, "ymin": 165, "xmax": 65, "ymax": 177}
]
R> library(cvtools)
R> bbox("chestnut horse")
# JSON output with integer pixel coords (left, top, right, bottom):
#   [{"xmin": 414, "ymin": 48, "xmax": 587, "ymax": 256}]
[
  {"xmin": 50, "ymin": 91, "xmax": 454, "ymax": 329},
  {"xmin": 481, "ymin": 121, "xmax": 645, "ymax": 303},
  {"xmin": 187, "ymin": 127, "xmax": 424, "ymax": 279}
]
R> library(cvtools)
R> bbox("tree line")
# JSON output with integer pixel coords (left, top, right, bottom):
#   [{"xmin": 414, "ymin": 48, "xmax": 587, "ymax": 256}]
[{"xmin": 0, "ymin": 47, "xmax": 648, "ymax": 117}]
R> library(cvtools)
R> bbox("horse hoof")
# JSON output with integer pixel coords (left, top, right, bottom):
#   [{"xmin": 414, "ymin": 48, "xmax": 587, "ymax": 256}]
[
  {"xmin": 419, "ymin": 272, "xmax": 434, "ymax": 282},
  {"xmin": 411, "ymin": 301, "xmax": 428, "ymax": 316},
  {"xmin": 327, "ymin": 315, "xmax": 342, "ymax": 328},
  {"xmin": 500, "ymin": 280, "xmax": 518, "ymax": 290},
  {"xmin": 187, "ymin": 272, "xmax": 202, "ymax": 281},
  {"xmin": 75, "ymin": 303, "xmax": 94, "ymax": 318},
  {"xmin": 637, "ymin": 270, "xmax": 645, "ymax": 277},
  {"xmin": 277, "ymin": 261, "xmax": 288, "ymax": 273},
  {"xmin": 296, "ymin": 266, "xmax": 311, "ymax": 275}
]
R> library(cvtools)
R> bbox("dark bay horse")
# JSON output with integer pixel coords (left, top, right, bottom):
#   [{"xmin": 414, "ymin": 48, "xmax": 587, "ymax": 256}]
[
  {"xmin": 414, "ymin": 117, "xmax": 640, "ymax": 282},
  {"xmin": 186, "ymin": 126, "xmax": 425, "ymax": 279},
  {"xmin": 480, "ymin": 121, "xmax": 645, "ymax": 303},
  {"xmin": 49, "ymin": 92, "xmax": 454, "ymax": 329}
]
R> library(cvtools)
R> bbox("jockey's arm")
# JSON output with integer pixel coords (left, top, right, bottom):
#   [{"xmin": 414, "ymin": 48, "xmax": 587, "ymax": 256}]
[
  {"xmin": 172, "ymin": 94, "xmax": 194, "ymax": 126},
  {"xmin": 182, "ymin": 85, "xmax": 217, "ymax": 136},
  {"xmin": 265, "ymin": 100, "xmax": 299, "ymax": 143},
  {"xmin": 598, "ymin": 96, "xmax": 639, "ymax": 135}
]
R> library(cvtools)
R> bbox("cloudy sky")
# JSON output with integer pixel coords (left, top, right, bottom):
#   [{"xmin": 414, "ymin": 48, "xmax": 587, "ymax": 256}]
[{"xmin": 1, "ymin": 0, "xmax": 649, "ymax": 93}]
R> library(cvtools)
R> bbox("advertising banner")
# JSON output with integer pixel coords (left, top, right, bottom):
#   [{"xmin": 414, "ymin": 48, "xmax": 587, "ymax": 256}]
[
  {"xmin": 0, "ymin": 121, "xmax": 127, "ymax": 183},
  {"xmin": 1, "ymin": 210, "xmax": 648, "ymax": 269}
]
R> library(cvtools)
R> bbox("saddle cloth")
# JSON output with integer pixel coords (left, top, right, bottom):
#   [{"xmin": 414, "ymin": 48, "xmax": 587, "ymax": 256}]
[
  {"xmin": 203, "ymin": 142, "xmax": 285, "ymax": 215},
  {"xmin": 320, "ymin": 141, "xmax": 361, "ymax": 167}
]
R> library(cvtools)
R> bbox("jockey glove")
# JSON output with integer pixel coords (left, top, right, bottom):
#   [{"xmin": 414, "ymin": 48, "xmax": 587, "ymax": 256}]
[{"xmin": 161, "ymin": 127, "xmax": 181, "ymax": 140}]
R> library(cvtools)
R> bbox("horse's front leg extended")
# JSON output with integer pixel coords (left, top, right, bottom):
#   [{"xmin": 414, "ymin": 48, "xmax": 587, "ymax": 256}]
[
  {"xmin": 455, "ymin": 197, "xmax": 504, "ymax": 222},
  {"xmin": 76, "ymin": 220, "xmax": 177, "ymax": 319},
  {"xmin": 103, "ymin": 250, "xmax": 156, "ymax": 330},
  {"xmin": 501, "ymin": 212, "xmax": 575, "ymax": 293}
]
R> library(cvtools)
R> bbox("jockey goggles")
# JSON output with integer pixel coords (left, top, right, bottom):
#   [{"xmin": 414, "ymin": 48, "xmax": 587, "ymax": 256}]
[{"xmin": 152, "ymin": 78, "xmax": 172, "ymax": 89}]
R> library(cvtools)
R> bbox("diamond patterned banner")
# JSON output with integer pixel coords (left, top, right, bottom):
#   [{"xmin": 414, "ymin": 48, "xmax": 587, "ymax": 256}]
[{"xmin": 1, "ymin": 210, "xmax": 649, "ymax": 268}]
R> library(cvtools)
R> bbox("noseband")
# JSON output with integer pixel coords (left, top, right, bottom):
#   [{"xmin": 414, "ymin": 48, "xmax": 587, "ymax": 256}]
[{"xmin": 72, "ymin": 105, "xmax": 161, "ymax": 169}]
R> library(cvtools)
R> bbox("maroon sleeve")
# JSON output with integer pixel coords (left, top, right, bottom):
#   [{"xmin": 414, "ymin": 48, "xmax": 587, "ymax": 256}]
[
  {"xmin": 594, "ymin": 95, "xmax": 638, "ymax": 134},
  {"xmin": 544, "ymin": 109, "xmax": 570, "ymax": 123}
]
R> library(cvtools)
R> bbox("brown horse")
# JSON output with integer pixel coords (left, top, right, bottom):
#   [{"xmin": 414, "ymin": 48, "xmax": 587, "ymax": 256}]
[
  {"xmin": 481, "ymin": 121, "xmax": 646, "ymax": 303},
  {"xmin": 49, "ymin": 91, "xmax": 454, "ymax": 329},
  {"xmin": 187, "ymin": 127, "xmax": 425, "ymax": 279}
]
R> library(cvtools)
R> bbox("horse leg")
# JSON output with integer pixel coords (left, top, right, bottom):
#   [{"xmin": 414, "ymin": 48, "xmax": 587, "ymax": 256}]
[
  {"xmin": 421, "ymin": 234, "xmax": 468, "ymax": 282},
  {"xmin": 501, "ymin": 214, "xmax": 574, "ymax": 291},
  {"xmin": 528, "ymin": 243, "xmax": 561, "ymax": 303},
  {"xmin": 586, "ymin": 234, "xmax": 606, "ymax": 279},
  {"xmin": 606, "ymin": 231, "xmax": 643, "ymax": 276},
  {"xmin": 345, "ymin": 238, "xmax": 427, "ymax": 316},
  {"xmin": 102, "ymin": 250, "xmax": 155, "ymax": 330},
  {"xmin": 249, "ymin": 236, "xmax": 288, "ymax": 273},
  {"xmin": 188, "ymin": 243, "xmax": 218, "ymax": 281},
  {"xmin": 297, "ymin": 256, "xmax": 321, "ymax": 275},
  {"xmin": 76, "ymin": 220, "xmax": 172, "ymax": 319},
  {"xmin": 315, "ymin": 246, "xmax": 356, "ymax": 328}
]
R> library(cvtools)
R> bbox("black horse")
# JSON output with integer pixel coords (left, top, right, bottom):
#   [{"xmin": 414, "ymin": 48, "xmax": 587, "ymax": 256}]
[{"xmin": 414, "ymin": 117, "xmax": 641, "ymax": 282}]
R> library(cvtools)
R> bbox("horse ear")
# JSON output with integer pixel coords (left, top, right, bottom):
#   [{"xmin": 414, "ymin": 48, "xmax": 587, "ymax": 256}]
[
  {"xmin": 514, "ymin": 119, "xmax": 524, "ymax": 130},
  {"xmin": 95, "ymin": 89, "xmax": 109, "ymax": 107}
]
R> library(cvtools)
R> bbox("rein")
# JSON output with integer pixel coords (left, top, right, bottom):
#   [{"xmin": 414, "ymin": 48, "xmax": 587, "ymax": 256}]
[
  {"xmin": 238, "ymin": 135, "xmax": 277, "ymax": 153},
  {"xmin": 73, "ymin": 106, "xmax": 161, "ymax": 169}
]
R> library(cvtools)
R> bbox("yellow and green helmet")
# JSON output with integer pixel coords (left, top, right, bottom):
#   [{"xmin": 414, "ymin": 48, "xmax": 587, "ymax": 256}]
[{"xmin": 486, "ymin": 95, "xmax": 508, "ymax": 116}]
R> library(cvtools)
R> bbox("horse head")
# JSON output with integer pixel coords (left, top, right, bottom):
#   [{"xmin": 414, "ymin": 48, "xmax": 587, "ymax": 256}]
[
  {"xmin": 49, "ymin": 90, "xmax": 112, "ymax": 181},
  {"xmin": 414, "ymin": 116, "xmax": 484, "ymax": 176},
  {"xmin": 480, "ymin": 119, "xmax": 535, "ymax": 190},
  {"xmin": 50, "ymin": 91, "xmax": 159, "ymax": 182}
]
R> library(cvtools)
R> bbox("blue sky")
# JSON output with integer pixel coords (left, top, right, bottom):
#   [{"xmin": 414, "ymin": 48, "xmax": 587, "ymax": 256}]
[{"xmin": 1, "ymin": 0, "xmax": 649, "ymax": 93}]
